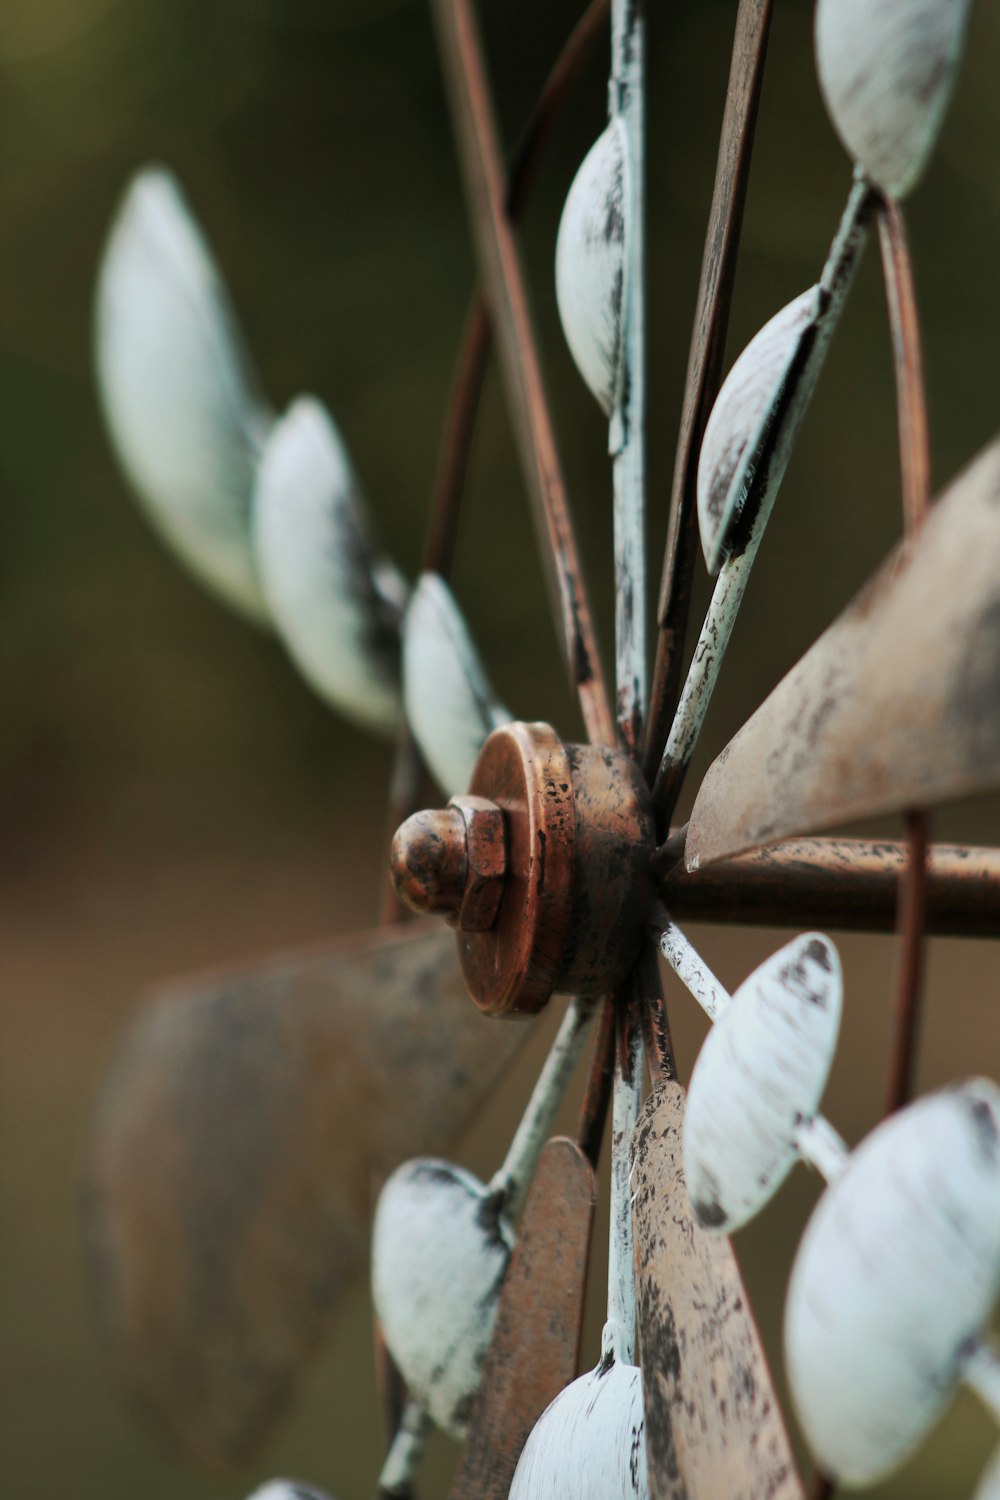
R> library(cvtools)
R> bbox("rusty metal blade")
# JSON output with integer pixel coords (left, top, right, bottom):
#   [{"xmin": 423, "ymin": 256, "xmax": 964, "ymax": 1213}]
[
  {"xmin": 81, "ymin": 920, "xmax": 530, "ymax": 1472},
  {"xmin": 687, "ymin": 437, "xmax": 1000, "ymax": 868},
  {"xmin": 448, "ymin": 1137, "xmax": 595, "ymax": 1500},
  {"xmin": 631, "ymin": 1079, "xmax": 803, "ymax": 1500}
]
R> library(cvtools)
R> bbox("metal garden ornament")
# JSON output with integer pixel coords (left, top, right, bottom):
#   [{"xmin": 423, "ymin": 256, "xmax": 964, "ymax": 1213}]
[{"xmin": 88, "ymin": 1, "xmax": 1000, "ymax": 1497}]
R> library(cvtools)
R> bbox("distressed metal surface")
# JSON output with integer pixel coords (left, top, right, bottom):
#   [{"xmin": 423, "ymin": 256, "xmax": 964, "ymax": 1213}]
[
  {"xmin": 815, "ymin": 0, "xmax": 973, "ymax": 198},
  {"xmin": 631, "ymin": 1080, "xmax": 803, "ymax": 1500},
  {"xmin": 81, "ymin": 921, "xmax": 530, "ymax": 1470},
  {"xmin": 659, "ymin": 834, "xmax": 1000, "ymax": 935},
  {"xmin": 688, "ymin": 436, "xmax": 1000, "ymax": 868},
  {"xmin": 449, "ymin": 1137, "xmax": 595, "ymax": 1499}
]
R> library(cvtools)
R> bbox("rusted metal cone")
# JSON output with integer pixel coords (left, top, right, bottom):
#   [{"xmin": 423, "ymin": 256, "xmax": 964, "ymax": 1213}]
[
  {"xmin": 816, "ymin": 0, "xmax": 973, "ymax": 198},
  {"xmin": 785, "ymin": 1078, "xmax": 1000, "ymax": 1487},
  {"xmin": 371, "ymin": 1160, "xmax": 514, "ymax": 1440},
  {"xmin": 555, "ymin": 119, "xmax": 631, "ymax": 416},
  {"xmin": 95, "ymin": 166, "xmax": 273, "ymax": 622},
  {"xmin": 253, "ymin": 396, "xmax": 406, "ymax": 734},
  {"xmin": 508, "ymin": 1325, "xmax": 648, "ymax": 1499},
  {"xmin": 401, "ymin": 573, "xmax": 510, "ymax": 797},
  {"xmin": 81, "ymin": 922, "xmax": 529, "ymax": 1471},
  {"xmin": 697, "ymin": 286, "xmax": 820, "ymax": 573},
  {"xmin": 684, "ymin": 933, "xmax": 842, "ymax": 1233},
  {"xmin": 686, "ymin": 435, "xmax": 1000, "ymax": 867}
]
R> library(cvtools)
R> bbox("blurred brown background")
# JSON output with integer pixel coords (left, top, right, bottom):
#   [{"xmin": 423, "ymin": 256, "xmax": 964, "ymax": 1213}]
[{"xmin": 2, "ymin": 0, "xmax": 999, "ymax": 1495}]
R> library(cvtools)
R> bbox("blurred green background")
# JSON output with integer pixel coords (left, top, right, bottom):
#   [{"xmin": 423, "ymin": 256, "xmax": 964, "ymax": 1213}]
[{"xmin": 2, "ymin": 0, "xmax": 999, "ymax": 1495}]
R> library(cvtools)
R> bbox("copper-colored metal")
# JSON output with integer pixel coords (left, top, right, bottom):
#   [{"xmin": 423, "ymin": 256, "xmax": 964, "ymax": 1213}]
[
  {"xmin": 81, "ymin": 922, "xmax": 531, "ymax": 1470},
  {"xmin": 576, "ymin": 993, "xmax": 616, "ymax": 1167},
  {"xmin": 430, "ymin": 0, "xmax": 616, "ymax": 749},
  {"xmin": 878, "ymin": 196, "xmax": 934, "ymax": 1115},
  {"xmin": 685, "ymin": 437, "xmax": 1000, "ymax": 867},
  {"xmin": 448, "ymin": 1137, "xmax": 595, "ymax": 1500},
  {"xmin": 632, "ymin": 1079, "xmax": 804, "ymax": 1500},
  {"xmin": 399, "ymin": 722, "xmax": 654, "ymax": 1015},
  {"xmin": 657, "ymin": 834, "xmax": 1000, "ymax": 937},
  {"xmin": 644, "ymin": 0, "xmax": 774, "ymax": 788}
]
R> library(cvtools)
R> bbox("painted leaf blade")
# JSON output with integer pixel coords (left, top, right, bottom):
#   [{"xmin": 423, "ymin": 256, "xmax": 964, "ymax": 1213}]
[
  {"xmin": 631, "ymin": 1079, "xmax": 803, "ymax": 1500},
  {"xmin": 687, "ymin": 436, "xmax": 1000, "ymax": 868},
  {"xmin": 81, "ymin": 921, "xmax": 530, "ymax": 1470},
  {"xmin": 95, "ymin": 166, "xmax": 272, "ymax": 622},
  {"xmin": 253, "ymin": 396, "xmax": 406, "ymax": 735}
]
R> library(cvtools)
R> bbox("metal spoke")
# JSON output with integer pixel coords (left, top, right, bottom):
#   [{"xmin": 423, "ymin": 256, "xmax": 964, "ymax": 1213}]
[{"xmin": 431, "ymin": 0, "xmax": 616, "ymax": 747}]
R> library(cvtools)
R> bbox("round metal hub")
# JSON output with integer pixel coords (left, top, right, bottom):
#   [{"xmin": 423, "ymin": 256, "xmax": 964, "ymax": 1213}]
[{"xmin": 390, "ymin": 721, "xmax": 654, "ymax": 1017}]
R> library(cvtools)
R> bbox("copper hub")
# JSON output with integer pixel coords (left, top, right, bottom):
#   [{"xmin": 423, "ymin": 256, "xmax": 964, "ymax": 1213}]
[{"xmin": 389, "ymin": 721, "xmax": 654, "ymax": 1016}]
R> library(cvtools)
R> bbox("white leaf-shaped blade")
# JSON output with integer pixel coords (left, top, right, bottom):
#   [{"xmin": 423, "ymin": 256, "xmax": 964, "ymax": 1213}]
[
  {"xmin": 697, "ymin": 287, "xmax": 820, "ymax": 574},
  {"xmin": 684, "ymin": 933, "xmax": 842, "ymax": 1232},
  {"xmin": 555, "ymin": 119, "xmax": 631, "ymax": 416},
  {"xmin": 253, "ymin": 397, "xmax": 405, "ymax": 735},
  {"xmin": 785, "ymin": 1079, "xmax": 1000, "ymax": 1486},
  {"xmin": 372, "ymin": 1159, "xmax": 513, "ymax": 1440},
  {"xmin": 509, "ymin": 1359, "xmax": 648, "ymax": 1500},
  {"xmin": 95, "ymin": 166, "xmax": 272, "ymax": 621},
  {"xmin": 816, "ymin": 0, "xmax": 973, "ymax": 198},
  {"xmin": 247, "ymin": 1486, "xmax": 336, "ymax": 1500},
  {"xmin": 402, "ymin": 574, "xmax": 510, "ymax": 797},
  {"xmin": 687, "ymin": 436, "xmax": 1000, "ymax": 868}
]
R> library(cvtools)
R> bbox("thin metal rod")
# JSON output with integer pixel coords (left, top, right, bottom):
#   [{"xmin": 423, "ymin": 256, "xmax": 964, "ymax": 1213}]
[
  {"xmin": 375, "ymin": 1400, "xmax": 431, "ymax": 1499},
  {"xmin": 793, "ymin": 1115, "xmax": 850, "ymax": 1183},
  {"xmin": 877, "ymin": 196, "xmax": 933, "ymax": 1116},
  {"xmin": 649, "ymin": 903, "xmax": 730, "ymax": 1021},
  {"xmin": 576, "ymin": 993, "xmax": 617, "ymax": 1168},
  {"xmin": 606, "ymin": 980, "xmax": 642, "ymax": 1362},
  {"xmin": 431, "ymin": 0, "xmax": 616, "ymax": 747},
  {"xmin": 489, "ymin": 996, "xmax": 596, "ymax": 1216},
  {"xmin": 655, "ymin": 834, "xmax": 1000, "ymax": 938},
  {"xmin": 644, "ymin": 0, "xmax": 774, "ymax": 785},
  {"xmin": 633, "ymin": 934, "xmax": 677, "ymax": 1082},
  {"xmin": 610, "ymin": 0, "xmax": 647, "ymax": 753},
  {"xmin": 651, "ymin": 177, "xmax": 875, "ymax": 824}
]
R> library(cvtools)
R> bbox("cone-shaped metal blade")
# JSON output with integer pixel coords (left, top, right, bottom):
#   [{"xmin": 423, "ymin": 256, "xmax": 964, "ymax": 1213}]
[
  {"xmin": 631, "ymin": 1079, "xmax": 802, "ymax": 1500},
  {"xmin": 448, "ymin": 1137, "xmax": 595, "ymax": 1499},
  {"xmin": 81, "ymin": 921, "xmax": 530, "ymax": 1472},
  {"xmin": 687, "ymin": 437, "xmax": 1000, "ymax": 869}
]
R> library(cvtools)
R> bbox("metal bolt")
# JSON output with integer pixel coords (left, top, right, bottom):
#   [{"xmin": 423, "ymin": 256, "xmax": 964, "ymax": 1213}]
[{"xmin": 389, "ymin": 797, "xmax": 507, "ymax": 932}]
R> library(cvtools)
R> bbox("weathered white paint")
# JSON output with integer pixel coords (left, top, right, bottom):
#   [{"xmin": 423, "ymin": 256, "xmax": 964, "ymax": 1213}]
[
  {"xmin": 245, "ymin": 1484, "xmax": 334, "ymax": 1500},
  {"xmin": 975, "ymin": 1443, "xmax": 1000, "ymax": 1500},
  {"xmin": 792, "ymin": 1111, "xmax": 849, "ymax": 1184},
  {"xmin": 401, "ymin": 573, "xmax": 509, "ymax": 797},
  {"xmin": 653, "ymin": 908, "xmax": 731, "ymax": 1022},
  {"xmin": 555, "ymin": 119, "xmax": 631, "ymax": 417},
  {"xmin": 684, "ymin": 934, "xmax": 842, "ymax": 1231},
  {"xmin": 371, "ymin": 1159, "xmax": 514, "ymax": 1440},
  {"xmin": 608, "ymin": 1019, "xmax": 643, "ymax": 1365},
  {"xmin": 697, "ymin": 287, "xmax": 820, "ymax": 574},
  {"xmin": 376, "ymin": 1399, "xmax": 430, "ymax": 1494},
  {"xmin": 608, "ymin": 0, "xmax": 646, "ymax": 750},
  {"xmin": 658, "ymin": 177, "xmax": 872, "ymax": 793},
  {"xmin": 488, "ymin": 996, "xmax": 595, "ymax": 1215},
  {"xmin": 816, "ymin": 0, "xmax": 973, "ymax": 198},
  {"xmin": 95, "ymin": 167, "xmax": 272, "ymax": 622},
  {"xmin": 509, "ymin": 1324, "xmax": 649, "ymax": 1499},
  {"xmin": 253, "ymin": 397, "xmax": 406, "ymax": 734},
  {"xmin": 785, "ymin": 1079, "xmax": 1000, "ymax": 1486}
]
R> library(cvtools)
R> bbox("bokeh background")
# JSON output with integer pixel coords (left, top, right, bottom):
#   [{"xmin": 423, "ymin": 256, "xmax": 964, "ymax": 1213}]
[{"xmin": 2, "ymin": 0, "xmax": 999, "ymax": 1495}]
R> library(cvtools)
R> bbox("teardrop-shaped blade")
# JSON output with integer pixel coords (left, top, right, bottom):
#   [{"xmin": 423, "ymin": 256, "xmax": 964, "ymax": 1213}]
[
  {"xmin": 687, "ymin": 436, "xmax": 1000, "ymax": 869},
  {"xmin": 81, "ymin": 921, "xmax": 530, "ymax": 1471},
  {"xmin": 95, "ymin": 167, "xmax": 273, "ymax": 622},
  {"xmin": 402, "ymin": 573, "xmax": 510, "ymax": 797},
  {"xmin": 815, "ymin": 0, "xmax": 973, "ymax": 198},
  {"xmin": 697, "ymin": 287, "xmax": 820, "ymax": 573},
  {"xmin": 253, "ymin": 396, "xmax": 406, "ymax": 735},
  {"xmin": 631, "ymin": 1079, "xmax": 803, "ymax": 1500},
  {"xmin": 785, "ymin": 1079, "xmax": 1000, "ymax": 1486},
  {"xmin": 555, "ymin": 119, "xmax": 631, "ymax": 415},
  {"xmin": 684, "ymin": 933, "xmax": 842, "ymax": 1233},
  {"xmin": 449, "ymin": 1137, "xmax": 596, "ymax": 1499}
]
